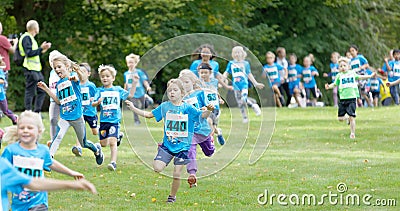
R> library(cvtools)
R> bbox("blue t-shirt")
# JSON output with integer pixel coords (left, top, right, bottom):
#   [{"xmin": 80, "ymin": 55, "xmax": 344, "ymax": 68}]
[
  {"xmin": 288, "ymin": 64, "xmax": 302, "ymax": 87},
  {"xmin": 1, "ymin": 158, "xmax": 32, "ymax": 211},
  {"xmin": 330, "ymin": 63, "xmax": 339, "ymax": 82},
  {"xmin": 370, "ymin": 77, "xmax": 383, "ymax": 92},
  {"xmin": 225, "ymin": 60, "xmax": 251, "ymax": 91},
  {"xmin": 56, "ymin": 72, "xmax": 83, "ymax": 121},
  {"xmin": 80, "ymin": 81, "xmax": 97, "ymax": 117},
  {"xmin": 301, "ymin": 66, "xmax": 319, "ymax": 88},
  {"xmin": 189, "ymin": 60, "xmax": 220, "ymax": 78},
  {"xmin": 96, "ymin": 86, "xmax": 129, "ymax": 123},
  {"xmin": 183, "ymin": 90, "xmax": 212, "ymax": 137},
  {"xmin": 202, "ymin": 78, "xmax": 220, "ymax": 111},
  {"xmin": 383, "ymin": 60, "xmax": 400, "ymax": 82},
  {"xmin": 151, "ymin": 101, "xmax": 202, "ymax": 153},
  {"xmin": 350, "ymin": 55, "xmax": 368, "ymax": 73},
  {"xmin": 2, "ymin": 143, "xmax": 53, "ymax": 211},
  {"xmin": 263, "ymin": 63, "xmax": 283, "ymax": 87},
  {"xmin": 0, "ymin": 70, "xmax": 6, "ymax": 101},
  {"xmin": 124, "ymin": 69, "xmax": 148, "ymax": 98}
]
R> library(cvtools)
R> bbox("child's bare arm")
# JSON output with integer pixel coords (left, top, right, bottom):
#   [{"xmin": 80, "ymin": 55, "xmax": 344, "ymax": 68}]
[
  {"xmin": 125, "ymin": 100, "xmax": 154, "ymax": 118},
  {"xmin": 325, "ymin": 83, "xmax": 335, "ymax": 90},
  {"xmin": 248, "ymin": 73, "xmax": 265, "ymax": 89},
  {"xmin": 50, "ymin": 159, "xmax": 84, "ymax": 180},
  {"xmin": 37, "ymin": 81, "xmax": 60, "ymax": 104}
]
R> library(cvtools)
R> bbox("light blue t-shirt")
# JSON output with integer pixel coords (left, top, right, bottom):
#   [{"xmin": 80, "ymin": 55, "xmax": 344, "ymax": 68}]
[
  {"xmin": 202, "ymin": 78, "xmax": 220, "ymax": 111},
  {"xmin": 288, "ymin": 64, "xmax": 302, "ymax": 88},
  {"xmin": 1, "ymin": 158, "xmax": 32, "ymax": 211},
  {"xmin": 183, "ymin": 90, "xmax": 212, "ymax": 137},
  {"xmin": 96, "ymin": 86, "xmax": 129, "ymax": 123},
  {"xmin": 302, "ymin": 66, "xmax": 319, "ymax": 88},
  {"xmin": 383, "ymin": 60, "xmax": 400, "ymax": 82},
  {"xmin": 262, "ymin": 63, "xmax": 283, "ymax": 87},
  {"xmin": 124, "ymin": 69, "xmax": 148, "ymax": 98},
  {"xmin": 350, "ymin": 54, "xmax": 368, "ymax": 73},
  {"xmin": 56, "ymin": 72, "xmax": 83, "ymax": 121},
  {"xmin": 189, "ymin": 60, "xmax": 220, "ymax": 78},
  {"xmin": 80, "ymin": 81, "xmax": 97, "ymax": 117},
  {"xmin": 0, "ymin": 69, "xmax": 6, "ymax": 101},
  {"xmin": 330, "ymin": 63, "xmax": 339, "ymax": 82},
  {"xmin": 370, "ymin": 77, "xmax": 383, "ymax": 92},
  {"xmin": 152, "ymin": 101, "xmax": 202, "ymax": 153},
  {"xmin": 225, "ymin": 60, "xmax": 251, "ymax": 91},
  {"xmin": 2, "ymin": 143, "xmax": 53, "ymax": 211}
]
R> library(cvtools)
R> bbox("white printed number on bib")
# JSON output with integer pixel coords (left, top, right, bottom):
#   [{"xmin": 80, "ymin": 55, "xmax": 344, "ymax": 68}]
[
  {"xmin": 57, "ymin": 80, "xmax": 77, "ymax": 105},
  {"xmin": 81, "ymin": 87, "xmax": 90, "ymax": 106},
  {"xmin": 13, "ymin": 155, "xmax": 45, "ymax": 178},
  {"xmin": 165, "ymin": 112, "xmax": 188, "ymax": 138},
  {"xmin": 101, "ymin": 91, "xmax": 120, "ymax": 110}
]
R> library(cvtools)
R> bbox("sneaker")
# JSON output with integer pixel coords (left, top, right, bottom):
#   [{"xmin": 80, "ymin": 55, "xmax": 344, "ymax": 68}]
[
  {"xmin": 350, "ymin": 133, "xmax": 356, "ymax": 139},
  {"xmin": 71, "ymin": 146, "xmax": 82, "ymax": 157},
  {"xmin": 117, "ymin": 132, "xmax": 124, "ymax": 147},
  {"xmin": 166, "ymin": 195, "xmax": 176, "ymax": 203},
  {"xmin": 242, "ymin": 117, "xmax": 248, "ymax": 124},
  {"xmin": 217, "ymin": 135, "xmax": 225, "ymax": 145},
  {"xmin": 187, "ymin": 174, "xmax": 197, "ymax": 188},
  {"xmin": 107, "ymin": 162, "xmax": 117, "ymax": 171},
  {"xmin": 134, "ymin": 120, "xmax": 140, "ymax": 125},
  {"xmin": 94, "ymin": 143, "xmax": 104, "ymax": 165},
  {"xmin": 252, "ymin": 104, "xmax": 261, "ymax": 116}
]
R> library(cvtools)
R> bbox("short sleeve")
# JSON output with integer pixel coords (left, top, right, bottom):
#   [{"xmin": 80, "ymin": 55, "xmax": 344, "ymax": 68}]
[
  {"xmin": 225, "ymin": 61, "xmax": 232, "ymax": 74},
  {"xmin": 151, "ymin": 103, "xmax": 163, "ymax": 122}
]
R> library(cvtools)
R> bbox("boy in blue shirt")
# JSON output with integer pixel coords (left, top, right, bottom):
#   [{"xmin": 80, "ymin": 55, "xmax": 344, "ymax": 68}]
[
  {"xmin": 300, "ymin": 56, "xmax": 319, "ymax": 106},
  {"xmin": 92, "ymin": 65, "xmax": 136, "ymax": 171}
]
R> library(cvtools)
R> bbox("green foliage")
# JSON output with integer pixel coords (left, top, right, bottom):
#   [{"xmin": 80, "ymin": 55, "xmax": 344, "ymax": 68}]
[{"xmin": 1, "ymin": 0, "xmax": 399, "ymax": 108}]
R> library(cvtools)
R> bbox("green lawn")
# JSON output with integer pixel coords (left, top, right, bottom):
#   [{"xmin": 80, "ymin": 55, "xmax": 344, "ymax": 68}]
[{"xmin": 1, "ymin": 106, "xmax": 399, "ymax": 210}]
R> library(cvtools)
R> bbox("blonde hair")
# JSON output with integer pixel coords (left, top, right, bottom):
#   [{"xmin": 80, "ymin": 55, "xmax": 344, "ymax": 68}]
[
  {"xmin": 179, "ymin": 69, "xmax": 202, "ymax": 90},
  {"xmin": 266, "ymin": 51, "xmax": 275, "ymax": 59},
  {"xmin": 126, "ymin": 53, "xmax": 140, "ymax": 64},
  {"xmin": 26, "ymin": 20, "xmax": 39, "ymax": 31},
  {"xmin": 49, "ymin": 50, "xmax": 63, "ymax": 69},
  {"xmin": 232, "ymin": 46, "xmax": 247, "ymax": 62},
  {"xmin": 167, "ymin": 78, "xmax": 186, "ymax": 97},
  {"xmin": 338, "ymin": 56, "xmax": 350, "ymax": 64},
  {"xmin": 98, "ymin": 64, "xmax": 117, "ymax": 77},
  {"xmin": 51, "ymin": 52, "xmax": 79, "ymax": 72},
  {"xmin": 3, "ymin": 111, "xmax": 45, "ymax": 144}
]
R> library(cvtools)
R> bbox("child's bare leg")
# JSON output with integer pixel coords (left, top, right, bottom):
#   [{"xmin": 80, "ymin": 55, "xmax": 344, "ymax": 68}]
[
  {"xmin": 91, "ymin": 127, "xmax": 98, "ymax": 135},
  {"xmin": 349, "ymin": 116, "xmax": 356, "ymax": 137},
  {"xmin": 272, "ymin": 85, "xmax": 282, "ymax": 107},
  {"xmin": 293, "ymin": 88, "xmax": 301, "ymax": 107},
  {"xmin": 109, "ymin": 137, "xmax": 118, "ymax": 163},
  {"xmin": 170, "ymin": 165, "xmax": 184, "ymax": 197}
]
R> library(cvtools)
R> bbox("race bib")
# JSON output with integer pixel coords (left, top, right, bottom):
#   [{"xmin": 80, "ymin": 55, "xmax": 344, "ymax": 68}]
[
  {"xmin": 13, "ymin": 155, "xmax": 44, "ymax": 178},
  {"xmin": 370, "ymin": 79, "xmax": 379, "ymax": 91},
  {"xmin": 184, "ymin": 96, "xmax": 199, "ymax": 108},
  {"xmin": 231, "ymin": 63, "xmax": 246, "ymax": 79},
  {"xmin": 288, "ymin": 69, "xmax": 298, "ymax": 81},
  {"xmin": 165, "ymin": 112, "xmax": 188, "ymax": 138},
  {"xmin": 204, "ymin": 90, "xmax": 219, "ymax": 106},
  {"xmin": 57, "ymin": 80, "xmax": 77, "ymax": 105},
  {"xmin": 350, "ymin": 60, "xmax": 361, "ymax": 72},
  {"xmin": 81, "ymin": 87, "xmax": 90, "ymax": 106},
  {"xmin": 101, "ymin": 91, "xmax": 120, "ymax": 110},
  {"xmin": 339, "ymin": 75, "xmax": 357, "ymax": 89},
  {"xmin": 302, "ymin": 69, "xmax": 312, "ymax": 81},
  {"xmin": 265, "ymin": 67, "xmax": 279, "ymax": 80},
  {"xmin": 393, "ymin": 63, "xmax": 400, "ymax": 77}
]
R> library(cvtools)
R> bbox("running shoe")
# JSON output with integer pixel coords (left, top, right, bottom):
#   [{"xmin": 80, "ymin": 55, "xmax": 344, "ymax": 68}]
[
  {"xmin": 107, "ymin": 162, "xmax": 117, "ymax": 171},
  {"xmin": 95, "ymin": 143, "xmax": 104, "ymax": 165},
  {"xmin": 71, "ymin": 146, "xmax": 82, "ymax": 157}
]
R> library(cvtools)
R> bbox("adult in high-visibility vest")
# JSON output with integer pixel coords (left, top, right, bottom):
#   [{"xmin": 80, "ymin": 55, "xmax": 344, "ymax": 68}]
[{"xmin": 19, "ymin": 20, "xmax": 51, "ymax": 112}]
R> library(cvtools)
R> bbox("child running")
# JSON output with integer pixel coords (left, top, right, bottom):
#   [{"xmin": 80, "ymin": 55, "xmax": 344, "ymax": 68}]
[
  {"xmin": 261, "ymin": 51, "xmax": 285, "ymax": 107},
  {"xmin": 179, "ymin": 69, "xmax": 216, "ymax": 188},
  {"xmin": 0, "ymin": 55, "xmax": 18, "ymax": 125},
  {"xmin": 92, "ymin": 65, "xmax": 136, "ymax": 171},
  {"xmin": 37, "ymin": 53, "xmax": 103, "ymax": 164},
  {"xmin": 222, "ymin": 46, "xmax": 264, "ymax": 123},
  {"xmin": 124, "ymin": 53, "xmax": 151, "ymax": 125},
  {"xmin": 325, "ymin": 57, "xmax": 375, "ymax": 139},
  {"xmin": 323, "ymin": 52, "xmax": 340, "ymax": 107},
  {"xmin": 287, "ymin": 53, "xmax": 303, "ymax": 107},
  {"xmin": 1, "ymin": 111, "xmax": 90, "ymax": 210},
  {"xmin": 198, "ymin": 62, "xmax": 233, "ymax": 145},
  {"xmin": 125, "ymin": 78, "xmax": 213, "ymax": 203},
  {"xmin": 47, "ymin": 50, "xmax": 62, "ymax": 142},
  {"xmin": 70, "ymin": 62, "xmax": 99, "ymax": 156},
  {"xmin": 301, "ymin": 56, "xmax": 319, "ymax": 106}
]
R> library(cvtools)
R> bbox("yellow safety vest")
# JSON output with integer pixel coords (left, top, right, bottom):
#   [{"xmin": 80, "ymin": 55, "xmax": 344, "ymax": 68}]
[{"xmin": 19, "ymin": 32, "xmax": 42, "ymax": 71}]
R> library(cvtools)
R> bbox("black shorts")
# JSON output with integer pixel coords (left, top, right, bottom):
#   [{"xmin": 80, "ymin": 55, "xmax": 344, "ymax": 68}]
[
  {"xmin": 338, "ymin": 98, "xmax": 356, "ymax": 117},
  {"xmin": 305, "ymin": 86, "xmax": 317, "ymax": 99},
  {"xmin": 371, "ymin": 92, "xmax": 380, "ymax": 99},
  {"xmin": 84, "ymin": 115, "xmax": 98, "ymax": 128}
]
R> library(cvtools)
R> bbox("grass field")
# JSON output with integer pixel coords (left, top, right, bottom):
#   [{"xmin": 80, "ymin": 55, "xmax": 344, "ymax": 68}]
[{"xmin": 1, "ymin": 106, "xmax": 399, "ymax": 210}]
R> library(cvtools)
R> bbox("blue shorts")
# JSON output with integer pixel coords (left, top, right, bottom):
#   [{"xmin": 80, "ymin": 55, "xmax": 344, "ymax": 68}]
[
  {"xmin": 289, "ymin": 81, "xmax": 300, "ymax": 95},
  {"xmin": 84, "ymin": 115, "xmax": 98, "ymax": 128},
  {"xmin": 99, "ymin": 122, "xmax": 119, "ymax": 140},
  {"xmin": 155, "ymin": 144, "xmax": 190, "ymax": 166}
]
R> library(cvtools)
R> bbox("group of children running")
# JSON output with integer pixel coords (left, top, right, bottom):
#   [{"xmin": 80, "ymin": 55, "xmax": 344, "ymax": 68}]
[{"xmin": 2, "ymin": 43, "xmax": 399, "ymax": 209}]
